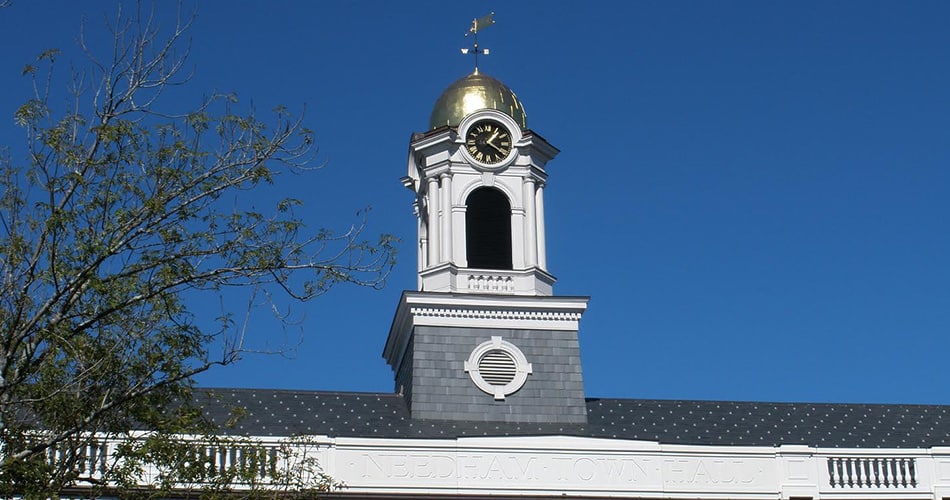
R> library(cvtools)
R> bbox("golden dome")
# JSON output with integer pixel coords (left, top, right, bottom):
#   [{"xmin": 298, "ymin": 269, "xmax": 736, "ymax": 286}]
[{"xmin": 429, "ymin": 72, "xmax": 527, "ymax": 130}]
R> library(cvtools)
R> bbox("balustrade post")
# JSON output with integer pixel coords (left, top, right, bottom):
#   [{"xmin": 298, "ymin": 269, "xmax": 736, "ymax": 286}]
[{"xmin": 828, "ymin": 458, "xmax": 839, "ymax": 487}]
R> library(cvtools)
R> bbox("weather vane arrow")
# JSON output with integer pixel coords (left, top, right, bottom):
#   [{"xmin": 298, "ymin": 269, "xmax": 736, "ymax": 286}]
[{"xmin": 461, "ymin": 12, "xmax": 495, "ymax": 74}]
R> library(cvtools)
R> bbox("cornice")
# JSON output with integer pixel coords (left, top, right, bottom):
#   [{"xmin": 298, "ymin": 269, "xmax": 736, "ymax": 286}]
[
  {"xmin": 518, "ymin": 128, "xmax": 560, "ymax": 163},
  {"xmin": 409, "ymin": 127, "xmax": 455, "ymax": 150},
  {"xmin": 408, "ymin": 304, "xmax": 584, "ymax": 323}
]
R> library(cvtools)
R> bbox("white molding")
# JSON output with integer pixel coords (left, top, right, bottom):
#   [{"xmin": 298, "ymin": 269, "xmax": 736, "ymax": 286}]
[{"xmin": 408, "ymin": 305, "xmax": 582, "ymax": 328}]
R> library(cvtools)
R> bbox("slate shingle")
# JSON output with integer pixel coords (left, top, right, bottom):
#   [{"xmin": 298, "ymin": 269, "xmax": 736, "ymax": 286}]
[{"xmin": 194, "ymin": 388, "xmax": 950, "ymax": 448}]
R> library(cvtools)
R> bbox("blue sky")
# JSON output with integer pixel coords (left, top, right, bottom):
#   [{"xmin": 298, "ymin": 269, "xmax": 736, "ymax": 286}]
[{"xmin": 1, "ymin": 1, "xmax": 949, "ymax": 404}]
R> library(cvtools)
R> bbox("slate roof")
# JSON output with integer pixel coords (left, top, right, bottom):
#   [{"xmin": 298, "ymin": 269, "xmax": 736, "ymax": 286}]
[{"xmin": 195, "ymin": 388, "xmax": 950, "ymax": 449}]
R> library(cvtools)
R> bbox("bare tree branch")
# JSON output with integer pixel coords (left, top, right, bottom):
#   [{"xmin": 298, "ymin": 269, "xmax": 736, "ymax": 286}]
[{"xmin": 0, "ymin": 3, "xmax": 395, "ymax": 494}]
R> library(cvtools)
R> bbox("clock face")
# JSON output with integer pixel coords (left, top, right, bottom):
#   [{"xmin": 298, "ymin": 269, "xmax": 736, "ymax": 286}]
[{"xmin": 465, "ymin": 120, "xmax": 512, "ymax": 165}]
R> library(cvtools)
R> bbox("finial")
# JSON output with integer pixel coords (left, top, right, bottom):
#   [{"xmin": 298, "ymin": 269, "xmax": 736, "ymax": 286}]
[{"xmin": 461, "ymin": 12, "xmax": 494, "ymax": 74}]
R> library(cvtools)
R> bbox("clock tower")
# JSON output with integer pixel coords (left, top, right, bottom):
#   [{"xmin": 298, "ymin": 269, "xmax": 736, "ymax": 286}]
[
  {"xmin": 385, "ymin": 19, "xmax": 589, "ymax": 425},
  {"xmin": 402, "ymin": 72, "xmax": 559, "ymax": 296}
]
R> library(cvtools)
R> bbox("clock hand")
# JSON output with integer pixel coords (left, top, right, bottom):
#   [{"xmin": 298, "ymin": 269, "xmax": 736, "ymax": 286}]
[
  {"xmin": 487, "ymin": 141, "xmax": 506, "ymax": 154},
  {"xmin": 485, "ymin": 130, "xmax": 508, "ymax": 154}
]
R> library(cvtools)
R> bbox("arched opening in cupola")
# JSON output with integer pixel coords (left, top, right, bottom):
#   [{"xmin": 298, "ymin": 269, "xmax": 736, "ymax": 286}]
[{"xmin": 465, "ymin": 187, "xmax": 512, "ymax": 270}]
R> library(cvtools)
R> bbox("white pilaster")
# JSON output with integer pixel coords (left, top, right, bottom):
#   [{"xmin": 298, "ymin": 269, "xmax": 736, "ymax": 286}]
[
  {"xmin": 511, "ymin": 207, "xmax": 526, "ymax": 269},
  {"xmin": 536, "ymin": 184, "xmax": 547, "ymax": 270},
  {"xmin": 426, "ymin": 177, "xmax": 440, "ymax": 267},
  {"xmin": 453, "ymin": 205, "xmax": 467, "ymax": 268},
  {"xmin": 417, "ymin": 215, "xmax": 425, "ymax": 288},
  {"xmin": 440, "ymin": 173, "xmax": 453, "ymax": 264},
  {"xmin": 523, "ymin": 177, "xmax": 538, "ymax": 267}
]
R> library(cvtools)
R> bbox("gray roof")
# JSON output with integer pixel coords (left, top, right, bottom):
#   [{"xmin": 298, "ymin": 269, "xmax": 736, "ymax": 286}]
[{"xmin": 195, "ymin": 388, "xmax": 950, "ymax": 449}]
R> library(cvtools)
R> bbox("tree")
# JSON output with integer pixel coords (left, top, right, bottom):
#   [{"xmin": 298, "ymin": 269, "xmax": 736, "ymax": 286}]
[{"xmin": 0, "ymin": 3, "xmax": 394, "ymax": 495}]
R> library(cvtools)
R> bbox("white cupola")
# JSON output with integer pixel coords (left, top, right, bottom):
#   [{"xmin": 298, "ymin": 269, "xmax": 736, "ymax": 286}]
[{"xmin": 401, "ymin": 71, "xmax": 559, "ymax": 296}]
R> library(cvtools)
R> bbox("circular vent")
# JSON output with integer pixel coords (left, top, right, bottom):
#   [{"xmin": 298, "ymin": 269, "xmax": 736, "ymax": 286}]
[
  {"xmin": 464, "ymin": 336, "xmax": 532, "ymax": 400},
  {"xmin": 479, "ymin": 350, "xmax": 517, "ymax": 386}
]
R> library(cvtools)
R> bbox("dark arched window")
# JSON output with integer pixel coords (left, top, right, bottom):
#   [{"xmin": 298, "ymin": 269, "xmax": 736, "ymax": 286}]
[{"xmin": 466, "ymin": 187, "xmax": 513, "ymax": 270}]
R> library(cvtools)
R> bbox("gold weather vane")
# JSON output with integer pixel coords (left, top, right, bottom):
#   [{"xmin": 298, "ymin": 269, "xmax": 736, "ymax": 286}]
[{"xmin": 461, "ymin": 12, "xmax": 495, "ymax": 74}]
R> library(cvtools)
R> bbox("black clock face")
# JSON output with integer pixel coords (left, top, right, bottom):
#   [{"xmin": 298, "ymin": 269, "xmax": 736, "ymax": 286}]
[{"xmin": 465, "ymin": 120, "xmax": 512, "ymax": 165}]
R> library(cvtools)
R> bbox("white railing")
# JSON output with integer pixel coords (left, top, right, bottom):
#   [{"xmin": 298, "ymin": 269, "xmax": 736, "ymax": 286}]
[
  {"xmin": 50, "ymin": 439, "xmax": 110, "ymax": 479},
  {"xmin": 32, "ymin": 434, "xmax": 328, "ymax": 490},
  {"xmin": 467, "ymin": 274, "xmax": 515, "ymax": 293},
  {"xmin": 827, "ymin": 456, "xmax": 917, "ymax": 488}
]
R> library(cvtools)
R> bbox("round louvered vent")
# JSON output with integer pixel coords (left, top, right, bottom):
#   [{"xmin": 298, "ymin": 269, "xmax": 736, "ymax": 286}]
[
  {"xmin": 464, "ymin": 336, "xmax": 532, "ymax": 400},
  {"xmin": 479, "ymin": 350, "xmax": 517, "ymax": 386}
]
